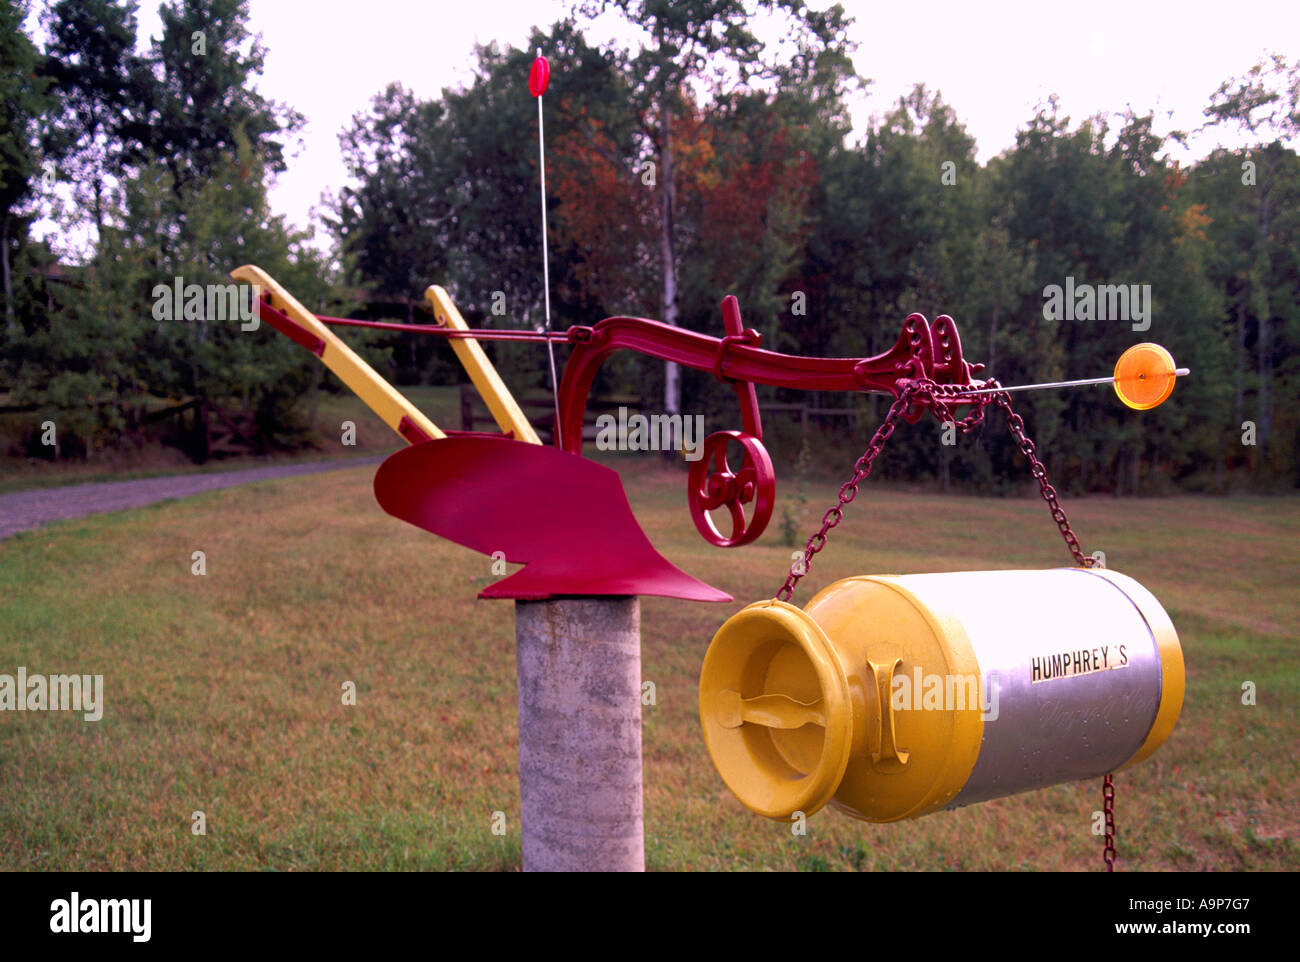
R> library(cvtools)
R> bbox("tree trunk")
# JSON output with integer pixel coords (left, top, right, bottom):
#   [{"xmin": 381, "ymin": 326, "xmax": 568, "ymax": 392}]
[
  {"xmin": 1, "ymin": 212, "xmax": 12, "ymax": 330},
  {"xmin": 658, "ymin": 96, "xmax": 680, "ymax": 455},
  {"xmin": 93, "ymin": 174, "xmax": 104, "ymax": 245},
  {"xmin": 1256, "ymin": 184, "xmax": 1272, "ymax": 463},
  {"xmin": 195, "ymin": 396, "xmax": 211, "ymax": 464},
  {"xmin": 308, "ymin": 354, "xmax": 322, "ymax": 432},
  {"xmin": 1234, "ymin": 295, "xmax": 1246, "ymax": 429},
  {"xmin": 1258, "ymin": 307, "xmax": 1271, "ymax": 463}
]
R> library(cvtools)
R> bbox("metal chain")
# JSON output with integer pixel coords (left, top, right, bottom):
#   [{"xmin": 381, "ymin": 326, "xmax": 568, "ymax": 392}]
[
  {"xmin": 773, "ymin": 375, "xmax": 1111, "ymax": 868},
  {"xmin": 776, "ymin": 378, "xmax": 1093, "ymax": 602},
  {"xmin": 1103, "ymin": 773, "xmax": 1117, "ymax": 871},
  {"xmin": 991, "ymin": 391, "xmax": 1096, "ymax": 568},
  {"xmin": 775, "ymin": 381, "xmax": 926, "ymax": 602}
]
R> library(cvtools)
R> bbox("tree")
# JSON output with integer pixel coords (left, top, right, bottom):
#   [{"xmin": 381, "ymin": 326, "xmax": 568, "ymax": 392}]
[
  {"xmin": 6, "ymin": 0, "xmax": 332, "ymax": 461},
  {"xmin": 573, "ymin": 0, "xmax": 857, "ymax": 441},
  {"xmin": 1200, "ymin": 55, "xmax": 1300, "ymax": 475},
  {"xmin": 333, "ymin": 84, "xmax": 450, "ymax": 307},
  {"xmin": 38, "ymin": 0, "xmax": 153, "ymax": 244},
  {"xmin": 0, "ymin": 0, "xmax": 50, "ymax": 330},
  {"xmin": 143, "ymin": 0, "xmax": 303, "ymax": 204},
  {"xmin": 331, "ymin": 22, "xmax": 632, "ymax": 389}
]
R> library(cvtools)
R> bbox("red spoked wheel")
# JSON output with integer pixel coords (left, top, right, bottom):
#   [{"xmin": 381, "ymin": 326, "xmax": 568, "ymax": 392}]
[{"xmin": 688, "ymin": 431, "xmax": 775, "ymax": 548}]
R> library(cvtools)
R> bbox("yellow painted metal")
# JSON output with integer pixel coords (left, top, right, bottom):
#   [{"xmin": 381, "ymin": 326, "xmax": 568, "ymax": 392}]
[
  {"xmin": 231, "ymin": 265, "xmax": 444, "ymax": 442},
  {"xmin": 699, "ymin": 600, "xmax": 853, "ymax": 819},
  {"xmin": 1090, "ymin": 569, "xmax": 1186, "ymax": 770},
  {"xmin": 813, "ymin": 576, "xmax": 984, "ymax": 821},
  {"xmin": 699, "ymin": 579, "xmax": 984, "ymax": 823},
  {"xmin": 1113, "ymin": 342, "xmax": 1177, "ymax": 410},
  {"xmin": 424, "ymin": 285, "xmax": 542, "ymax": 445}
]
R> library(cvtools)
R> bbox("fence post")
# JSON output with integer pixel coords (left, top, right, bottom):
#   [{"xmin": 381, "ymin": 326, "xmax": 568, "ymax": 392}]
[{"xmin": 514, "ymin": 596, "xmax": 644, "ymax": 871}]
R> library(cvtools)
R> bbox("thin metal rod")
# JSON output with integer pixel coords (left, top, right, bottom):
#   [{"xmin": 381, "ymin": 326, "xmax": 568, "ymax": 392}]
[
  {"xmin": 536, "ymin": 56, "xmax": 562, "ymax": 449},
  {"xmin": 958, "ymin": 368, "xmax": 1189, "ymax": 396},
  {"xmin": 319, "ymin": 315, "xmax": 571, "ymax": 341}
]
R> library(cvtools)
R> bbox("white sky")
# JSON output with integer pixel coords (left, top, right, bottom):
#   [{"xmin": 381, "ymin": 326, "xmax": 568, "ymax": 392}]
[{"xmin": 29, "ymin": 0, "xmax": 1298, "ymax": 251}]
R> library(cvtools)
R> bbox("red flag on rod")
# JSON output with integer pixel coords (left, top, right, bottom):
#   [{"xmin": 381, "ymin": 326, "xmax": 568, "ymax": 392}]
[{"xmin": 529, "ymin": 56, "xmax": 549, "ymax": 97}]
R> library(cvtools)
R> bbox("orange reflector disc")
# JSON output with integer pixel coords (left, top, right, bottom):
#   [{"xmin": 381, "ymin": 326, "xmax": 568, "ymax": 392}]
[{"xmin": 1114, "ymin": 343, "xmax": 1177, "ymax": 410}]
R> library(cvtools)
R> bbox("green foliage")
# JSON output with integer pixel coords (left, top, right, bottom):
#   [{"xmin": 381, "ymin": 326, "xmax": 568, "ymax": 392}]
[
  {"xmin": 329, "ymin": 20, "xmax": 641, "ymax": 391},
  {"xmin": 38, "ymin": 0, "xmax": 152, "ymax": 238},
  {"xmin": 144, "ymin": 0, "xmax": 303, "ymax": 192},
  {"xmin": 778, "ymin": 435, "xmax": 811, "ymax": 547},
  {"xmin": 3, "ymin": 0, "xmax": 321, "ymax": 461},
  {"xmin": 0, "ymin": 1, "xmax": 48, "ymax": 212},
  {"xmin": 1, "ymin": 0, "xmax": 52, "ymax": 349}
]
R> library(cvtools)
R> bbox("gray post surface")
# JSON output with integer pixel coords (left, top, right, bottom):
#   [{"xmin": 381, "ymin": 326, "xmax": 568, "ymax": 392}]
[{"xmin": 514, "ymin": 596, "xmax": 644, "ymax": 871}]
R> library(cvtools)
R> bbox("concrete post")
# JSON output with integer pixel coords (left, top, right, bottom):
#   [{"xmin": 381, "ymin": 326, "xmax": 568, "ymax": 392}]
[{"xmin": 514, "ymin": 596, "xmax": 644, "ymax": 871}]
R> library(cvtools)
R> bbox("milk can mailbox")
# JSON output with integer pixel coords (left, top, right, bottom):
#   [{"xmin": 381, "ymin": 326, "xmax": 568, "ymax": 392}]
[{"xmin": 698, "ymin": 568, "xmax": 1184, "ymax": 822}]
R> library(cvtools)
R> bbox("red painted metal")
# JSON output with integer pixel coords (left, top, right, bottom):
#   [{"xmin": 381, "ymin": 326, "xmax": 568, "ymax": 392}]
[
  {"xmin": 256, "ymin": 295, "xmax": 325, "ymax": 356},
  {"xmin": 683, "ymin": 295, "xmax": 775, "ymax": 545},
  {"xmin": 549, "ymin": 300, "xmax": 982, "ymax": 546},
  {"xmin": 529, "ymin": 56, "xmax": 550, "ymax": 97},
  {"xmin": 374, "ymin": 436, "xmax": 731, "ymax": 602},
  {"xmin": 688, "ymin": 430, "xmax": 775, "ymax": 548},
  {"xmin": 714, "ymin": 295, "xmax": 763, "ymax": 439},
  {"xmin": 272, "ymin": 293, "xmax": 990, "ymax": 559},
  {"xmin": 308, "ymin": 304, "xmax": 987, "ymax": 417},
  {"xmin": 307, "ymin": 297, "xmax": 986, "ymax": 551},
  {"xmin": 443, "ymin": 429, "xmax": 516, "ymax": 440},
  {"xmin": 397, "ymin": 415, "xmax": 434, "ymax": 445},
  {"xmin": 322, "ymin": 314, "xmax": 569, "ymax": 341},
  {"xmin": 554, "ymin": 304, "xmax": 982, "ymax": 457},
  {"xmin": 307, "ymin": 305, "xmax": 986, "ymax": 410}
]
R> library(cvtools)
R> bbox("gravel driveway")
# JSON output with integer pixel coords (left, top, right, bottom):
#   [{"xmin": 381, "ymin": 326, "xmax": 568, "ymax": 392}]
[{"xmin": 0, "ymin": 457, "xmax": 384, "ymax": 541}]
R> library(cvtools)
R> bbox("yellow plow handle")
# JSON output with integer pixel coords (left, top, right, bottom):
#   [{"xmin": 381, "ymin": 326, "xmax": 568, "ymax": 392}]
[
  {"xmin": 231, "ymin": 264, "xmax": 444, "ymax": 443},
  {"xmin": 425, "ymin": 285, "xmax": 542, "ymax": 445}
]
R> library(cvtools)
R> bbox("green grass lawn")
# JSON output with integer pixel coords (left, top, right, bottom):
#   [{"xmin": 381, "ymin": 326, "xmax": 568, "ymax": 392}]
[{"xmin": 0, "ymin": 455, "xmax": 1296, "ymax": 871}]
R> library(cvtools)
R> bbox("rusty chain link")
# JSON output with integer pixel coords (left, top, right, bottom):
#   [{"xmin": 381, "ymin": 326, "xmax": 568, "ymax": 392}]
[
  {"xmin": 1103, "ymin": 773, "xmax": 1117, "ymax": 871},
  {"xmin": 772, "ymin": 376, "xmax": 1111, "ymax": 869}
]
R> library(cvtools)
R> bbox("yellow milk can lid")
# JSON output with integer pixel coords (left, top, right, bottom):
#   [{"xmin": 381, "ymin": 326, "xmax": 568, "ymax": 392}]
[{"xmin": 699, "ymin": 600, "xmax": 854, "ymax": 819}]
